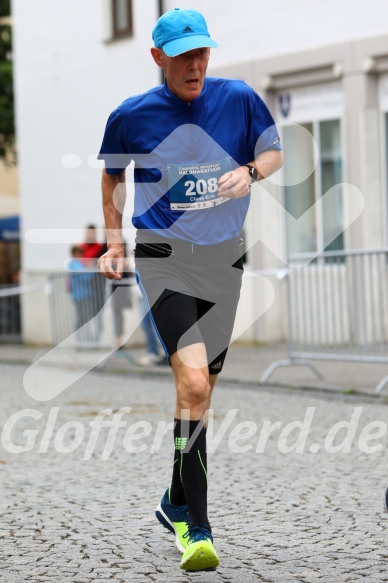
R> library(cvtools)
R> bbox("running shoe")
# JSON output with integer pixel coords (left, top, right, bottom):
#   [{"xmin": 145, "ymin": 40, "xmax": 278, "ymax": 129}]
[
  {"xmin": 137, "ymin": 352, "xmax": 161, "ymax": 366},
  {"xmin": 385, "ymin": 486, "xmax": 388, "ymax": 512},
  {"xmin": 180, "ymin": 525, "xmax": 220, "ymax": 571},
  {"xmin": 155, "ymin": 489, "xmax": 190, "ymax": 553}
]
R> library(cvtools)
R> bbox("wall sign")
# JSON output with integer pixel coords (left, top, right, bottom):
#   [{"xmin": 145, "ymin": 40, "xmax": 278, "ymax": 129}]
[{"xmin": 277, "ymin": 82, "xmax": 344, "ymax": 123}]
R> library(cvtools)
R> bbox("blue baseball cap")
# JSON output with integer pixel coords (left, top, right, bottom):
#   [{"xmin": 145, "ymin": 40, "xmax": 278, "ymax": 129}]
[{"xmin": 152, "ymin": 8, "xmax": 218, "ymax": 57}]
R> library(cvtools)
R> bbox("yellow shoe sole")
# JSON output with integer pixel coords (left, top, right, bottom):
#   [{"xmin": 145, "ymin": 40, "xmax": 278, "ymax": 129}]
[{"xmin": 180, "ymin": 540, "xmax": 220, "ymax": 571}]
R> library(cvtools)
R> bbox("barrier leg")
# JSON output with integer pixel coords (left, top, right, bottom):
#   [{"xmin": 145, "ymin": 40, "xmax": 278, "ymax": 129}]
[
  {"xmin": 261, "ymin": 358, "xmax": 324, "ymax": 383},
  {"xmin": 375, "ymin": 376, "xmax": 388, "ymax": 393},
  {"xmin": 96, "ymin": 349, "xmax": 136, "ymax": 369}
]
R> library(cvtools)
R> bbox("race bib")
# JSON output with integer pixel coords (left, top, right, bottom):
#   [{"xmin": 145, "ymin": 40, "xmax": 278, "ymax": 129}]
[{"xmin": 167, "ymin": 157, "xmax": 232, "ymax": 211}]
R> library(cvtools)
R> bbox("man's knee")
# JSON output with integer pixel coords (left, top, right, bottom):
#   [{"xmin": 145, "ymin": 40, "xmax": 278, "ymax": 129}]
[{"xmin": 176, "ymin": 370, "xmax": 210, "ymax": 410}]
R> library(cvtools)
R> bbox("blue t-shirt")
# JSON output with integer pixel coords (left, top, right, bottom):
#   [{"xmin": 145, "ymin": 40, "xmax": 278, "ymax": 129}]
[
  {"xmin": 98, "ymin": 78, "xmax": 281, "ymax": 245},
  {"xmin": 68, "ymin": 259, "xmax": 94, "ymax": 302}
]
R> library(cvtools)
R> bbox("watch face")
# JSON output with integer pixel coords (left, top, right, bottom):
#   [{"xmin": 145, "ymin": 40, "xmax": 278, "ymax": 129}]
[
  {"xmin": 250, "ymin": 166, "xmax": 258, "ymax": 181},
  {"xmin": 243, "ymin": 164, "xmax": 258, "ymax": 181}
]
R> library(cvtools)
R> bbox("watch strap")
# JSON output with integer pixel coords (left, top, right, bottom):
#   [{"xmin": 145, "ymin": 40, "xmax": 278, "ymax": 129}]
[{"xmin": 242, "ymin": 164, "xmax": 259, "ymax": 181}]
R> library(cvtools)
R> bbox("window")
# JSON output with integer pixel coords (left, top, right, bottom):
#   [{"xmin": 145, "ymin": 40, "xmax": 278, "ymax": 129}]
[
  {"xmin": 283, "ymin": 119, "xmax": 344, "ymax": 259},
  {"xmin": 385, "ymin": 113, "xmax": 388, "ymax": 233},
  {"xmin": 112, "ymin": 0, "xmax": 133, "ymax": 40},
  {"xmin": 276, "ymin": 83, "xmax": 345, "ymax": 260},
  {"xmin": 282, "ymin": 122, "xmax": 316, "ymax": 256},
  {"xmin": 320, "ymin": 120, "xmax": 343, "ymax": 253},
  {"xmin": 379, "ymin": 74, "xmax": 388, "ymax": 245}
]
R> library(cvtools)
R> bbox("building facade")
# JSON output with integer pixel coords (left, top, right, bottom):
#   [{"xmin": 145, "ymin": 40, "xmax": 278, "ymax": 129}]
[{"xmin": 12, "ymin": 0, "xmax": 388, "ymax": 345}]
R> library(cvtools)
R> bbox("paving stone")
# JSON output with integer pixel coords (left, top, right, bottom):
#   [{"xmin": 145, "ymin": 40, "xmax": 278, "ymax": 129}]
[{"xmin": 1, "ymin": 364, "xmax": 388, "ymax": 581}]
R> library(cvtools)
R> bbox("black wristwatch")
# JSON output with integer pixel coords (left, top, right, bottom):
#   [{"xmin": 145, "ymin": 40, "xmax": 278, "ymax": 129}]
[{"xmin": 242, "ymin": 164, "xmax": 259, "ymax": 182}]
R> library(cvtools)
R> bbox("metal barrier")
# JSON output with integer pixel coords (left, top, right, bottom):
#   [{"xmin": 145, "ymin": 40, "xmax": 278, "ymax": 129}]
[
  {"xmin": 46, "ymin": 272, "xmax": 136, "ymax": 360},
  {"xmin": 0, "ymin": 283, "xmax": 44, "ymax": 343},
  {"xmin": 261, "ymin": 249, "xmax": 388, "ymax": 393},
  {"xmin": 47, "ymin": 272, "xmax": 105, "ymax": 348},
  {"xmin": 0, "ymin": 284, "xmax": 22, "ymax": 342}
]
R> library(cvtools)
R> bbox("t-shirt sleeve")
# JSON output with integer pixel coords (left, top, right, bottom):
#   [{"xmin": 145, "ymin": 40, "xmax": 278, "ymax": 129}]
[
  {"xmin": 245, "ymin": 85, "xmax": 282, "ymax": 159},
  {"xmin": 97, "ymin": 107, "xmax": 131, "ymax": 174}
]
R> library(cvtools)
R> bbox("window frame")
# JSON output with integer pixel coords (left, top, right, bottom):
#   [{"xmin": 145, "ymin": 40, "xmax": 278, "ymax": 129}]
[
  {"xmin": 281, "ymin": 117, "xmax": 344, "ymax": 262},
  {"xmin": 381, "ymin": 111, "xmax": 388, "ymax": 247},
  {"xmin": 380, "ymin": 76, "xmax": 388, "ymax": 248},
  {"xmin": 111, "ymin": 0, "xmax": 133, "ymax": 40}
]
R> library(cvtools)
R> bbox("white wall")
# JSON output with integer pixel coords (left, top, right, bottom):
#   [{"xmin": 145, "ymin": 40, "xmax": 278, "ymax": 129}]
[
  {"xmin": 165, "ymin": 0, "xmax": 388, "ymax": 68},
  {"xmin": 12, "ymin": 0, "xmax": 160, "ymax": 271}
]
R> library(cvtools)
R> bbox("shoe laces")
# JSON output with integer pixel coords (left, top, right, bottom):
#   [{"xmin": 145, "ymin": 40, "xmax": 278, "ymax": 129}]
[
  {"xmin": 187, "ymin": 524, "xmax": 212, "ymax": 544},
  {"xmin": 182, "ymin": 529, "xmax": 190, "ymax": 541},
  {"xmin": 174, "ymin": 503, "xmax": 190, "ymax": 525}
]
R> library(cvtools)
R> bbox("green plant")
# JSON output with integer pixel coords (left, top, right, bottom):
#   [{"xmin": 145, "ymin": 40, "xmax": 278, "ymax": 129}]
[{"xmin": 0, "ymin": 0, "xmax": 15, "ymax": 163}]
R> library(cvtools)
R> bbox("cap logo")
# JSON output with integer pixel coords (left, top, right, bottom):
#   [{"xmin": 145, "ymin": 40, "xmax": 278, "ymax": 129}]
[{"xmin": 182, "ymin": 26, "xmax": 194, "ymax": 34}]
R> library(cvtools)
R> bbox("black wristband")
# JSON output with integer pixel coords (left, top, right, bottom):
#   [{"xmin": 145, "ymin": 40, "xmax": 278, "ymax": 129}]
[{"xmin": 242, "ymin": 164, "xmax": 259, "ymax": 182}]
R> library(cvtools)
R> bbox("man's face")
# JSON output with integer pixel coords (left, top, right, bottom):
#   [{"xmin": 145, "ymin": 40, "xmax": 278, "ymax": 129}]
[
  {"xmin": 86, "ymin": 228, "xmax": 96, "ymax": 243},
  {"xmin": 153, "ymin": 47, "xmax": 210, "ymax": 102}
]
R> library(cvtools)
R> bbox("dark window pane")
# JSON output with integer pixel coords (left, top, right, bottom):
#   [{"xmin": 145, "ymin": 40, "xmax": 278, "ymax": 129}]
[
  {"xmin": 320, "ymin": 119, "xmax": 344, "ymax": 254},
  {"xmin": 112, "ymin": 0, "xmax": 133, "ymax": 39}
]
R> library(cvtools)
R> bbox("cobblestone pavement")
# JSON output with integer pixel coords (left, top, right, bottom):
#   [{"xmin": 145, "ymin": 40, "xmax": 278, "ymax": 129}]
[{"xmin": 1, "ymin": 363, "xmax": 388, "ymax": 582}]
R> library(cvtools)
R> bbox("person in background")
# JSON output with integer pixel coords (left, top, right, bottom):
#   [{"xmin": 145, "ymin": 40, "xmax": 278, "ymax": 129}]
[
  {"xmin": 110, "ymin": 275, "xmax": 133, "ymax": 349},
  {"xmin": 80, "ymin": 224, "xmax": 103, "ymax": 259},
  {"xmin": 136, "ymin": 291, "xmax": 165, "ymax": 365},
  {"xmin": 68, "ymin": 245, "xmax": 95, "ymax": 343},
  {"xmin": 80, "ymin": 224, "xmax": 104, "ymax": 342},
  {"xmin": 100, "ymin": 237, "xmax": 133, "ymax": 349},
  {"xmin": 128, "ymin": 255, "xmax": 166, "ymax": 365}
]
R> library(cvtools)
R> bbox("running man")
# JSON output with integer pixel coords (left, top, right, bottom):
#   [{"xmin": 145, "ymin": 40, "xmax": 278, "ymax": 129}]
[{"xmin": 98, "ymin": 8, "xmax": 283, "ymax": 572}]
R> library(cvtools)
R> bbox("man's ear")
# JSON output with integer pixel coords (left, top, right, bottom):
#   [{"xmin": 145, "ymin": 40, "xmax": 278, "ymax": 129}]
[{"xmin": 150, "ymin": 47, "xmax": 163, "ymax": 68}]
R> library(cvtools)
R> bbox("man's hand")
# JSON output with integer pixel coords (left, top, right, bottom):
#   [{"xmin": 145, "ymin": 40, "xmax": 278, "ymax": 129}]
[
  {"xmin": 98, "ymin": 243, "xmax": 125, "ymax": 280},
  {"xmin": 218, "ymin": 151, "xmax": 284, "ymax": 199},
  {"xmin": 218, "ymin": 167, "xmax": 251, "ymax": 199}
]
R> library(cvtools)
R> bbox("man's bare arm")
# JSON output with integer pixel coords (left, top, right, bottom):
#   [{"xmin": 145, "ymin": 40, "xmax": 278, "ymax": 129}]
[
  {"xmin": 218, "ymin": 150, "xmax": 284, "ymax": 198},
  {"xmin": 253, "ymin": 149, "xmax": 284, "ymax": 180},
  {"xmin": 98, "ymin": 168, "xmax": 127, "ymax": 280}
]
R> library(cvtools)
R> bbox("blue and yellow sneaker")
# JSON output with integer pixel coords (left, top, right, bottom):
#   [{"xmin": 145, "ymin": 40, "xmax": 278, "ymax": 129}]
[
  {"xmin": 180, "ymin": 525, "xmax": 220, "ymax": 571},
  {"xmin": 155, "ymin": 489, "xmax": 190, "ymax": 553}
]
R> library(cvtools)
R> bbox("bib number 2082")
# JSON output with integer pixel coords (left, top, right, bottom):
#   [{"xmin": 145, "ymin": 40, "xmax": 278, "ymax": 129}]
[{"xmin": 184, "ymin": 177, "xmax": 218, "ymax": 197}]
